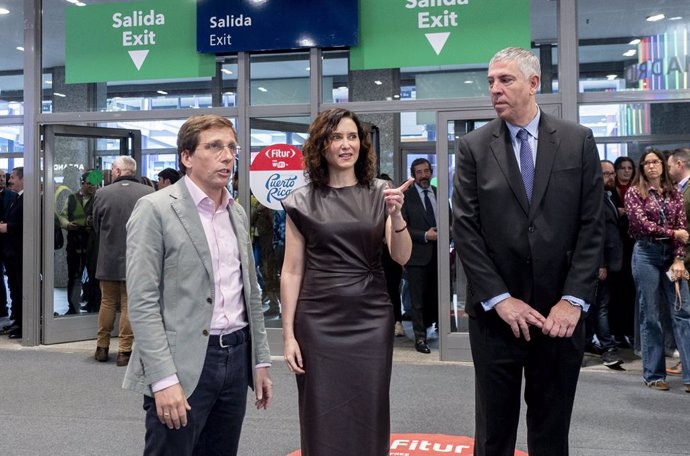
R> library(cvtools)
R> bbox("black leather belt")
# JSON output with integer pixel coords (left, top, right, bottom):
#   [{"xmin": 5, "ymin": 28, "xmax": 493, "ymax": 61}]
[{"xmin": 208, "ymin": 327, "xmax": 250, "ymax": 347}]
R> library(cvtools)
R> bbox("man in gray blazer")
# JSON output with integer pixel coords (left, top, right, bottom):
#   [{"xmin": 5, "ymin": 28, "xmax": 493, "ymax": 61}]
[
  {"xmin": 93, "ymin": 156, "xmax": 153, "ymax": 365},
  {"xmin": 123, "ymin": 115, "xmax": 272, "ymax": 456},
  {"xmin": 453, "ymin": 48, "xmax": 603, "ymax": 456}
]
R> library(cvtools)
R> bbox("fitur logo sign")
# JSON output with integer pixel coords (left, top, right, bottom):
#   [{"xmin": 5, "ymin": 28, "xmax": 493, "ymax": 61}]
[
  {"xmin": 66, "ymin": 0, "xmax": 214, "ymax": 83},
  {"xmin": 250, "ymin": 144, "xmax": 307, "ymax": 211},
  {"xmin": 287, "ymin": 434, "xmax": 528, "ymax": 456}
]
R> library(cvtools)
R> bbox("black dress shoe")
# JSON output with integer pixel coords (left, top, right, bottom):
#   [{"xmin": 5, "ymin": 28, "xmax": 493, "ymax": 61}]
[
  {"xmin": 8, "ymin": 328, "xmax": 21, "ymax": 339},
  {"xmin": 1, "ymin": 324, "xmax": 18, "ymax": 335},
  {"xmin": 415, "ymin": 339, "xmax": 431, "ymax": 354}
]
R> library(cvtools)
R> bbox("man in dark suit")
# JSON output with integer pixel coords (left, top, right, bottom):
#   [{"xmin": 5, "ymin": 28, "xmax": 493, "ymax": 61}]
[
  {"xmin": 453, "ymin": 48, "xmax": 603, "ymax": 456},
  {"xmin": 401, "ymin": 158, "xmax": 439, "ymax": 353},
  {"xmin": 586, "ymin": 160, "xmax": 624, "ymax": 368},
  {"xmin": 0, "ymin": 169, "xmax": 17, "ymax": 319},
  {"xmin": 0, "ymin": 167, "xmax": 24, "ymax": 339}
]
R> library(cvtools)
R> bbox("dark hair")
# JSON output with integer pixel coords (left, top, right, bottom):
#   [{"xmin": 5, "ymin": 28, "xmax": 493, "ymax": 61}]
[
  {"xmin": 177, "ymin": 115, "xmax": 236, "ymax": 175},
  {"xmin": 632, "ymin": 149, "xmax": 675, "ymax": 199},
  {"xmin": 613, "ymin": 156, "xmax": 635, "ymax": 183},
  {"xmin": 157, "ymin": 167, "xmax": 181, "ymax": 184},
  {"xmin": 600, "ymin": 159, "xmax": 614, "ymax": 167},
  {"xmin": 12, "ymin": 166, "xmax": 23, "ymax": 180},
  {"xmin": 668, "ymin": 147, "xmax": 690, "ymax": 169},
  {"xmin": 378, "ymin": 173, "xmax": 393, "ymax": 182},
  {"xmin": 302, "ymin": 108, "xmax": 376, "ymax": 189},
  {"xmin": 410, "ymin": 158, "xmax": 433, "ymax": 177}
]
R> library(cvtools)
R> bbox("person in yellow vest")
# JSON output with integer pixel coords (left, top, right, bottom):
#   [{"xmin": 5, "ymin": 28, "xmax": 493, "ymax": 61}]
[{"xmin": 60, "ymin": 171, "xmax": 97, "ymax": 315}]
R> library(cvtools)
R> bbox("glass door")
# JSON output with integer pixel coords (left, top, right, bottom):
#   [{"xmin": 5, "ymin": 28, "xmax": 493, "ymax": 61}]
[
  {"xmin": 42, "ymin": 125, "xmax": 141, "ymax": 344},
  {"xmin": 247, "ymin": 116, "xmax": 310, "ymax": 353},
  {"xmin": 436, "ymin": 110, "xmax": 496, "ymax": 362}
]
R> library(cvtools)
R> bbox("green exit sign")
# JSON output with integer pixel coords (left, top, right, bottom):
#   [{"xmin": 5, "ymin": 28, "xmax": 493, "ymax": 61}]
[
  {"xmin": 66, "ymin": 0, "xmax": 215, "ymax": 84},
  {"xmin": 350, "ymin": 0, "xmax": 531, "ymax": 70}
]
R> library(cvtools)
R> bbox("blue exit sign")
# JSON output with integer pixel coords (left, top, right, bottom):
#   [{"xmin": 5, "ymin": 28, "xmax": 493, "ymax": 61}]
[{"xmin": 197, "ymin": 0, "xmax": 359, "ymax": 53}]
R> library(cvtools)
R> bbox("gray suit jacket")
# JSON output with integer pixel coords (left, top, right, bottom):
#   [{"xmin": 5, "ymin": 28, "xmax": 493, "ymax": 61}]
[
  {"xmin": 93, "ymin": 176, "xmax": 154, "ymax": 281},
  {"xmin": 452, "ymin": 113, "xmax": 603, "ymax": 317},
  {"xmin": 122, "ymin": 179, "xmax": 271, "ymax": 397}
]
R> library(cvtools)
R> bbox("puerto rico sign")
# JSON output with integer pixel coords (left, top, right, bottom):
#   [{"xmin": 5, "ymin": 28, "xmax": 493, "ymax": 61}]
[{"xmin": 250, "ymin": 144, "xmax": 306, "ymax": 211}]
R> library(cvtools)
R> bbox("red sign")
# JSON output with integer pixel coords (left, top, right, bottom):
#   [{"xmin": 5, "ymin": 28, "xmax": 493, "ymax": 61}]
[
  {"xmin": 287, "ymin": 434, "xmax": 528, "ymax": 456},
  {"xmin": 250, "ymin": 143, "xmax": 306, "ymax": 210}
]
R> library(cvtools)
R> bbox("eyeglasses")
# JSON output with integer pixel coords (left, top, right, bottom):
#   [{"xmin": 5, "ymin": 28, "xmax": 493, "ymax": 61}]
[
  {"xmin": 602, "ymin": 172, "xmax": 616, "ymax": 176},
  {"xmin": 198, "ymin": 141, "xmax": 241, "ymax": 155},
  {"xmin": 642, "ymin": 159, "xmax": 662, "ymax": 167}
]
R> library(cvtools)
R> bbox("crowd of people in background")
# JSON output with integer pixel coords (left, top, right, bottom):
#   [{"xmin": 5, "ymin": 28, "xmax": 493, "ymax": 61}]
[
  {"xmin": 586, "ymin": 150, "xmax": 689, "ymax": 392},
  {"xmin": 0, "ymin": 166, "xmax": 181, "ymax": 346}
]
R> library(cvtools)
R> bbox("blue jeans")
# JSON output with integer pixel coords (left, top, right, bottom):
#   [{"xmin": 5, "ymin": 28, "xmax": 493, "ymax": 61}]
[
  {"xmin": 586, "ymin": 278, "xmax": 617, "ymax": 350},
  {"xmin": 631, "ymin": 240, "xmax": 690, "ymax": 384},
  {"xmin": 143, "ymin": 341, "xmax": 250, "ymax": 455}
]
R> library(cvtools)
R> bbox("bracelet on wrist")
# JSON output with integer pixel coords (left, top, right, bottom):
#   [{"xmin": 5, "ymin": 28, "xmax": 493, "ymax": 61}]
[{"xmin": 394, "ymin": 224, "xmax": 407, "ymax": 233}]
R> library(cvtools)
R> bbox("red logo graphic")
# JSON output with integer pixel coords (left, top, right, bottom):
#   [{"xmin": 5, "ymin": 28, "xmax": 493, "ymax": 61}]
[{"xmin": 287, "ymin": 434, "xmax": 528, "ymax": 456}]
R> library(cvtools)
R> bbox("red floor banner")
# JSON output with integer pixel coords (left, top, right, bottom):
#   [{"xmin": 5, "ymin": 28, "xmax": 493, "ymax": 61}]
[{"xmin": 287, "ymin": 433, "xmax": 529, "ymax": 455}]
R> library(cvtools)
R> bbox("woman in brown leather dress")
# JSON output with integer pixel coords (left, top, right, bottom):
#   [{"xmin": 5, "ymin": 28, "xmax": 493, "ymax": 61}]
[{"xmin": 281, "ymin": 108, "xmax": 412, "ymax": 456}]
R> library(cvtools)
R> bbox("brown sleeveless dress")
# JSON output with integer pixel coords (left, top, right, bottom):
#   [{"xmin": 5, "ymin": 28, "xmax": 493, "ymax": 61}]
[{"xmin": 282, "ymin": 179, "xmax": 393, "ymax": 456}]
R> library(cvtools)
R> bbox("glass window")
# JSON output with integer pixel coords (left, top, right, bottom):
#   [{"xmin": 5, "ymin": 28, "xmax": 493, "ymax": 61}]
[
  {"xmin": 0, "ymin": 125, "xmax": 24, "ymax": 171},
  {"xmin": 580, "ymin": 102, "xmax": 690, "ymax": 161},
  {"xmin": 578, "ymin": 0, "xmax": 690, "ymax": 92},
  {"xmin": 42, "ymin": 0, "xmax": 216, "ymax": 113},
  {"xmin": 249, "ymin": 116, "xmax": 310, "ymax": 327},
  {"xmin": 0, "ymin": 3, "xmax": 24, "ymax": 115},
  {"xmin": 322, "ymin": 51, "xmax": 349, "ymax": 103},
  {"xmin": 250, "ymin": 53, "xmax": 310, "ymax": 105},
  {"xmin": 220, "ymin": 58, "xmax": 239, "ymax": 107}
]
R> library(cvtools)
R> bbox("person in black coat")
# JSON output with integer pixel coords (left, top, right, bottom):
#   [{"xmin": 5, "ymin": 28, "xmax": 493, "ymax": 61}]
[
  {"xmin": 0, "ymin": 167, "xmax": 24, "ymax": 339},
  {"xmin": 586, "ymin": 160, "xmax": 624, "ymax": 368},
  {"xmin": 0, "ymin": 169, "xmax": 17, "ymax": 319}
]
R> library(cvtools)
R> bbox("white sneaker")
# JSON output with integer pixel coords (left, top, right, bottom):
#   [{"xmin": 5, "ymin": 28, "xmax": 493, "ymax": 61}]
[{"xmin": 394, "ymin": 322, "xmax": 404, "ymax": 337}]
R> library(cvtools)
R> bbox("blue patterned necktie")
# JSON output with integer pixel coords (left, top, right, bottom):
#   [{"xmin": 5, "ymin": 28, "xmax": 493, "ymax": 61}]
[{"xmin": 517, "ymin": 128, "xmax": 535, "ymax": 203}]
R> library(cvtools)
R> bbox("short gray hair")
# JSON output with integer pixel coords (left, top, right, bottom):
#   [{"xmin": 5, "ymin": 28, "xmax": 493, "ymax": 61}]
[
  {"xmin": 490, "ymin": 47, "xmax": 541, "ymax": 80},
  {"xmin": 113, "ymin": 155, "xmax": 136, "ymax": 176}
]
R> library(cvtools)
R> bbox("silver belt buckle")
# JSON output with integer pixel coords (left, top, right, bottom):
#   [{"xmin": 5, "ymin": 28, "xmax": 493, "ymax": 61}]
[{"xmin": 219, "ymin": 332, "xmax": 231, "ymax": 348}]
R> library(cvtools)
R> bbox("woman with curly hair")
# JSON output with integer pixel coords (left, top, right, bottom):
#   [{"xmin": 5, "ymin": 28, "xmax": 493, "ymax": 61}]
[{"xmin": 281, "ymin": 108, "xmax": 413, "ymax": 455}]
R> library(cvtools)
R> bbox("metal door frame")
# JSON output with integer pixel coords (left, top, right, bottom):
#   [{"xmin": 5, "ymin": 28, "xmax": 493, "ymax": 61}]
[
  {"xmin": 436, "ymin": 109, "xmax": 497, "ymax": 361},
  {"xmin": 42, "ymin": 125, "xmax": 141, "ymax": 344}
]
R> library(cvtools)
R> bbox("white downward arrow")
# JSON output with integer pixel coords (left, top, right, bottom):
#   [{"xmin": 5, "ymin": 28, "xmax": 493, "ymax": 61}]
[
  {"xmin": 128, "ymin": 50, "xmax": 150, "ymax": 71},
  {"xmin": 425, "ymin": 32, "xmax": 451, "ymax": 55}
]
